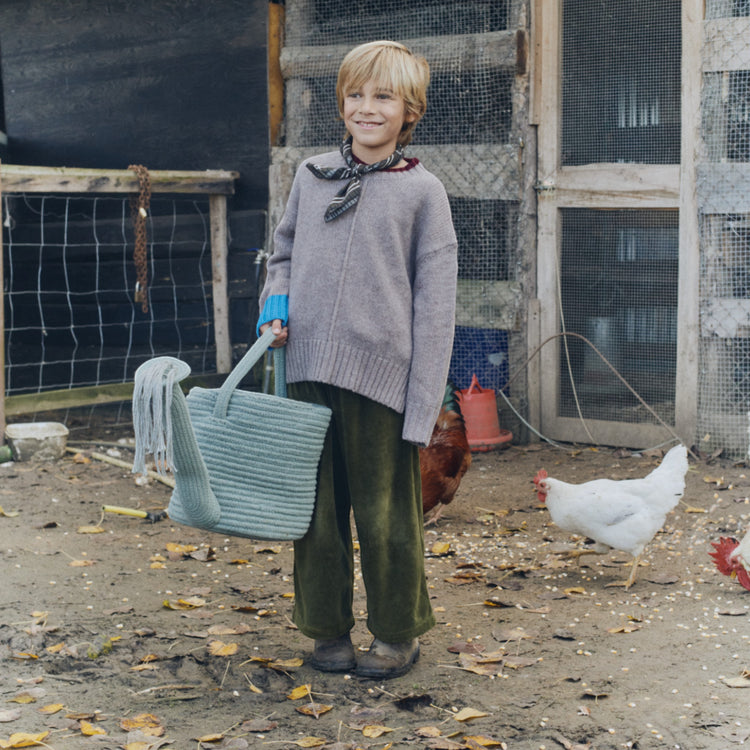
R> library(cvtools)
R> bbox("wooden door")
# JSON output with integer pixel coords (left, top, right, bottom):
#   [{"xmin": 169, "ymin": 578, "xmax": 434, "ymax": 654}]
[{"xmin": 532, "ymin": 0, "xmax": 700, "ymax": 448}]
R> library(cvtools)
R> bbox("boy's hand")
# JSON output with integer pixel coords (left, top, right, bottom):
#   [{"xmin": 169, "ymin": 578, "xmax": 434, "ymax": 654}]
[{"xmin": 260, "ymin": 320, "xmax": 288, "ymax": 348}]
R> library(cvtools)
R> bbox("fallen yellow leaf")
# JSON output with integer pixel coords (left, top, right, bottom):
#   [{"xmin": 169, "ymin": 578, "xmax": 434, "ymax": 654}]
[
  {"xmin": 0, "ymin": 507, "xmax": 19, "ymax": 518},
  {"xmin": 69, "ymin": 559, "xmax": 95, "ymax": 567},
  {"xmin": 163, "ymin": 596, "xmax": 206, "ymax": 610},
  {"xmin": 208, "ymin": 640, "xmax": 239, "ymax": 656},
  {"xmin": 269, "ymin": 657, "xmax": 303, "ymax": 670},
  {"xmin": 166, "ymin": 542, "xmax": 198, "ymax": 555},
  {"xmin": 119, "ymin": 713, "xmax": 163, "ymax": 732},
  {"xmin": 7, "ymin": 693, "xmax": 37, "ymax": 704},
  {"xmin": 362, "ymin": 725, "xmax": 394, "ymax": 738},
  {"xmin": 37, "ymin": 704, "xmax": 63, "ymax": 714},
  {"xmin": 293, "ymin": 738, "xmax": 327, "ymax": 748},
  {"xmin": 207, "ymin": 623, "xmax": 252, "ymax": 636},
  {"xmin": 0, "ymin": 731, "xmax": 50, "ymax": 748},
  {"xmin": 430, "ymin": 542, "xmax": 452, "ymax": 555},
  {"xmin": 296, "ymin": 703, "xmax": 333, "ymax": 718},
  {"xmin": 415, "ymin": 726, "xmax": 443, "ymax": 737},
  {"xmin": 77, "ymin": 525, "xmax": 105, "ymax": 534},
  {"xmin": 287, "ymin": 685, "xmax": 312, "ymax": 700},
  {"xmin": 453, "ymin": 707, "xmax": 490, "ymax": 722},
  {"xmin": 607, "ymin": 624, "xmax": 641, "ymax": 634},
  {"xmin": 80, "ymin": 720, "xmax": 106, "ymax": 736},
  {"xmin": 464, "ymin": 736, "xmax": 506, "ymax": 748},
  {"xmin": 194, "ymin": 733, "xmax": 224, "ymax": 742}
]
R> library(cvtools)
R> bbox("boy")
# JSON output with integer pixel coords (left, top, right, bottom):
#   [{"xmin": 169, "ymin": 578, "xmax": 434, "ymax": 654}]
[{"xmin": 258, "ymin": 40, "xmax": 457, "ymax": 679}]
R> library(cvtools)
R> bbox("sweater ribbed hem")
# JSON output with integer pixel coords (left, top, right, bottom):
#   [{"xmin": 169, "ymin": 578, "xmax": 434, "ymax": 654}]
[{"xmin": 286, "ymin": 338, "xmax": 409, "ymax": 414}]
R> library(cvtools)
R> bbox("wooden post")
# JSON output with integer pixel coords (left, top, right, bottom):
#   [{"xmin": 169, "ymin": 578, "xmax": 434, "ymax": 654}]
[
  {"xmin": 210, "ymin": 194, "xmax": 232, "ymax": 374},
  {"xmin": 0, "ymin": 161, "xmax": 4, "ymax": 441},
  {"xmin": 268, "ymin": 1, "xmax": 285, "ymax": 147},
  {"xmin": 675, "ymin": 0, "xmax": 702, "ymax": 447}
]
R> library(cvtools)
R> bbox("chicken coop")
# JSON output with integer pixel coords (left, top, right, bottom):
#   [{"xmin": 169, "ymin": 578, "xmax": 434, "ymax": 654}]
[
  {"xmin": 269, "ymin": 0, "xmax": 534, "ymax": 433},
  {"xmin": 5, "ymin": 0, "xmax": 750, "ymax": 459},
  {"xmin": 532, "ymin": 0, "xmax": 750, "ymax": 459},
  {"xmin": 270, "ymin": 0, "xmax": 750, "ymax": 458}
]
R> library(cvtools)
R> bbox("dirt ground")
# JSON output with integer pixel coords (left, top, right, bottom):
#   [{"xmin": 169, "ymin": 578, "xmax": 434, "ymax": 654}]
[{"xmin": 2, "ymin": 430, "xmax": 750, "ymax": 750}]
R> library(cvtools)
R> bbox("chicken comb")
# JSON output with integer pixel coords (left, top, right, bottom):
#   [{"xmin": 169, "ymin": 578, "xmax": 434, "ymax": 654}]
[
  {"xmin": 708, "ymin": 537, "xmax": 740, "ymax": 576},
  {"xmin": 533, "ymin": 469, "xmax": 548, "ymax": 485}
]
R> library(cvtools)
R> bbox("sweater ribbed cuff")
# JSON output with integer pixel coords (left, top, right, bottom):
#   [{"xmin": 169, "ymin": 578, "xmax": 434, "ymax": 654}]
[{"xmin": 257, "ymin": 294, "xmax": 289, "ymax": 336}]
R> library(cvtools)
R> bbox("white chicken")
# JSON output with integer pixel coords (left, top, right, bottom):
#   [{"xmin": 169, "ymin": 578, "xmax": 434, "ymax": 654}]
[{"xmin": 533, "ymin": 444, "xmax": 688, "ymax": 589}]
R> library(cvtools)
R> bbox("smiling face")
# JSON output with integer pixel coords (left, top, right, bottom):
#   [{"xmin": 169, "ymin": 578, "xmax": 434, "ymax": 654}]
[{"xmin": 342, "ymin": 79, "xmax": 416, "ymax": 163}]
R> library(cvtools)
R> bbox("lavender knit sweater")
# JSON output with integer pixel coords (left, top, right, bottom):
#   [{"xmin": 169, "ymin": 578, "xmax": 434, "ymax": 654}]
[{"xmin": 260, "ymin": 150, "xmax": 458, "ymax": 447}]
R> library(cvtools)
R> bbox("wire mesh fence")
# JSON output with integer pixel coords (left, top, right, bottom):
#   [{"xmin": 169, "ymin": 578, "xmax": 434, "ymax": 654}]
[
  {"xmin": 272, "ymin": 0, "xmax": 533, "ymax": 422},
  {"xmin": 1, "ymin": 186, "xmax": 253, "ymax": 435},
  {"xmin": 3, "ymin": 195, "xmax": 215, "ymax": 396},
  {"xmin": 698, "ymin": 1, "xmax": 750, "ymax": 457}
]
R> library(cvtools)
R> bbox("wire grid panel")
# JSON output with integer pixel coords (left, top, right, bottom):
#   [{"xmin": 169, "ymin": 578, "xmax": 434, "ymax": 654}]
[
  {"xmin": 554, "ymin": 1, "xmax": 681, "ymax": 435},
  {"xmin": 3, "ymin": 194, "xmax": 216, "ymax": 397},
  {"xmin": 558, "ymin": 209, "xmax": 678, "ymax": 428},
  {"xmin": 274, "ymin": 0, "xmax": 531, "ymax": 395},
  {"xmin": 698, "ymin": 1, "xmax": 750, "ymax": 457}
]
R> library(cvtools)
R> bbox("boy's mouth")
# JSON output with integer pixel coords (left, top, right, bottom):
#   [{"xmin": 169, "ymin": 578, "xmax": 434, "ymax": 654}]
[{"xmin": 355, "ymin": 121, "xmax": 381, "ymax": 129}]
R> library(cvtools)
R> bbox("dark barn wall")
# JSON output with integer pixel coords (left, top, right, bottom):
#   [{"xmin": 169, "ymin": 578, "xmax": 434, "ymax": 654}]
[
  {"xmin": 0, "ymin": 0, "xmax": 269, "ymax": 239},
  {"xmin": 0, "ymin": 0, "xmax": 270, "ymax": 363}
]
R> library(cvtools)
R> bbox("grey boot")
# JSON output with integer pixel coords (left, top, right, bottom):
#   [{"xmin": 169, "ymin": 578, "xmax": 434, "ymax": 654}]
[
  {"xmin": 310, "ymin": 633, "xmax": 356, "ymax": 672},
  {"xmin": 355, "ymin": 638, "xmax": 420, "ymax": 679}
]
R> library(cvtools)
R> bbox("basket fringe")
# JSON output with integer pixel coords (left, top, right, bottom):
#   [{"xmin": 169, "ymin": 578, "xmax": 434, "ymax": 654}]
[{"xmin": 132, "ymin": 357, "xmax": 190, "ymax": 477}]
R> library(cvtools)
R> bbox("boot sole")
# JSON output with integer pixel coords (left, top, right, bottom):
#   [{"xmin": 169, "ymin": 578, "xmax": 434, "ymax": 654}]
[{"xmin": 310, "ymin": 659, "xmax": 357, "ymax": 672}]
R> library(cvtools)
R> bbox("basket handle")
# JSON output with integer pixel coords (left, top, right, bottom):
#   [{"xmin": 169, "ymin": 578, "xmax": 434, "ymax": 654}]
[{"xmin": 212, "ymin": 327, "xmax": 286, "ymax": 419}]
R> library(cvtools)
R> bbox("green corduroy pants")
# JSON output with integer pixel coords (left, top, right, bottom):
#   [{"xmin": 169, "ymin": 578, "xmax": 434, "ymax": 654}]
[{"xmin": 287, "ymin": 382, "xmax": 436, "ymax": 643}]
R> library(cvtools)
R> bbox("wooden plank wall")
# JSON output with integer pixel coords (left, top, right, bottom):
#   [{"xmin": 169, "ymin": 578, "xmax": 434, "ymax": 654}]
[
  {"xmin": 0, "ymin": 0, "xmax": 270, "ymax": 372},
  {"xmin": 0, "ymin": 0, "xmax": 268, "ymax": 242}
]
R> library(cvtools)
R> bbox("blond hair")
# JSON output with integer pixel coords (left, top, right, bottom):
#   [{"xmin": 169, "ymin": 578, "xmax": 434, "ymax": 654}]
[{"xmin": 336, "ymin": 40, "xmax": 430, "ymax": 147}]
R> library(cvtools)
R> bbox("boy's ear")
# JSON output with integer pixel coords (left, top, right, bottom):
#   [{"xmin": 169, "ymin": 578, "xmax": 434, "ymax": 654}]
[{"xmin": 404, "ymin": 110, "xmax": 418, "ymax": 123}]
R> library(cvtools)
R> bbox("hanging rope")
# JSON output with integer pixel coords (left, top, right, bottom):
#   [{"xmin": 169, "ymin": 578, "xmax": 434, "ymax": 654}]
[{"xmin": 128, "ymin": 164, "xmax": 152, "ymax": 313}]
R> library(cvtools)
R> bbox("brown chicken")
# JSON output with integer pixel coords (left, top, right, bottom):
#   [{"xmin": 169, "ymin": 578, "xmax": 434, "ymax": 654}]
[{"xmin": 420, "ymin": 384, "xmax": 472, "ymax": 525}]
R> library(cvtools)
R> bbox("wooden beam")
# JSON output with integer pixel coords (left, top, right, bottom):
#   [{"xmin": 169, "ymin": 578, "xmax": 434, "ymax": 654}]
[
  {"xmin": 5, "ymin": 372, "xmax": 232, "ymax": 417},
  {"xmin": 210, "ymin": 194, "xmax": 232, "ymax": 374},
  {"xmin": 6, "ymin": 383, "xmax": 136, "ymax": 416},
  {"xmin": 0, "ymin": 165, "xmax": 239, "ymax": 195},
  {"xmin": 280, "ymin": 31, "xmax": 518, "ymax": 78},
  {"xmin": 554, "ymin": 165, "xmax": 680, "ymax": 207},
  {"xmin": 0, "ymin": 163, "xmax": 5, "ymax": 441},
  {"xmin": 271, "ymin": 144, "xmax": 522, "ymax": 201}
]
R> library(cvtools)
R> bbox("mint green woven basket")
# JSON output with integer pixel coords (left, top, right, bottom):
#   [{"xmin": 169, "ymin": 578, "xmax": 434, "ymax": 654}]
[{"xmin": 132, "ymin": 328, "xmax": 331, "ymax": 540}]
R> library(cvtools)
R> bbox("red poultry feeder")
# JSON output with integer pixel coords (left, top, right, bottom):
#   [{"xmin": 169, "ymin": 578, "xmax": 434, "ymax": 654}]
[{"xmin": 457, "ymin": 374, "xmax": 513, "ymax": 452}]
